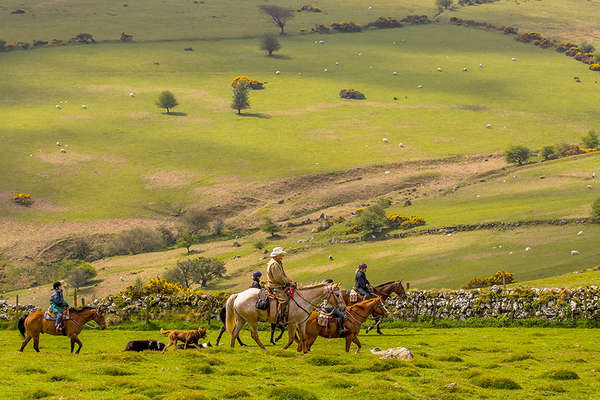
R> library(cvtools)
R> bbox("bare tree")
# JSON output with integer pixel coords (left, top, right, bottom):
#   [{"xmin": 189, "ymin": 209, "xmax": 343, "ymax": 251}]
[
  {"xmin": 258, "ymin": 5, "xmax": 295, "ymax": 35},
  {"xmin": 261, "ymin": 33, "xmax": 281, "ymax": 56}
]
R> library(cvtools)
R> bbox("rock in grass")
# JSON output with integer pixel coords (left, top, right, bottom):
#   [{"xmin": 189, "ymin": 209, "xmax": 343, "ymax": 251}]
[
  {"xmin": 471, "ymin": 375, "xmax": 521, "ymax": 390},
  {"xmin": 370, "ymin": 347, "xmax": 413, "ymax": 360}
]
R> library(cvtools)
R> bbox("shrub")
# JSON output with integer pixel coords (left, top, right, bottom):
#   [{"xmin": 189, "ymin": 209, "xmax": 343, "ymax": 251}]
[
  {"xmin": 366, "ymin": 17, "xmax": 402, "ymax": 29},
  {"xmin": 339, "ymin": 89, "xmax": 365, "ymax": 99},
  {"xmin": 144, "ymin": 278, "xmax": 184, "ymax": 296},
  {"xmin": 356, "ymin": 204, "xmax": 387, "ymax": 234},
  {"xmin": 516, "ymin": 32, "xmax": 543, "ymax": 43},
  {"xmin": 401, "ymin": 15, "xmax": 430, "ymax": 24},
  {"xmin": 345, "ymin": 225, "xmax": 361, "ymax": 235},
  {"xmin": 70, "ymin": 33, "xmax": 95, "ymax": 43},
  {"xmin": 104, "ymin": 228, "xmax": 166, "ymax": 255},
  {"xmin": 541, "ymin": 145, "xmax": 557, "ymax": 161},
  {"xmin": 231, "ymin": 76, "xmax": 264, "ymax": 89},
  {"xmin": 66, "ymin": 262, "xmax": 97, "ymax": 289},
  {"xmin": 12, "ymin": 193, "xmax": 33, "ymax": 206},
  {"xmin": 298, "ymin": 5, "xmax": 322, "ymax": 12},
  {"xmin": 165, "ymin": 257, "xmax": 226, "ymax": 288},
  {"xmin": 261, "ymin": 217, "xmax": 281, "ymax": 237},
  {"xmin": 183, "ymin": 208, "xmax": 211, "ymax": 232},
  {"xmin": 176, "ymin": 229, "xmax": 197, "ymax": 254},
  {"xmin": 0, "ymin": 40, "xmax": 7, "ymax": 51},
  {"xmin": 579, "ymin": 41, "xmax": 596, "ymax": 53},
  {"xmin": 312, "ymin": 24, "xmax": 330, "ymax": 33},
  {"xmin": 268, "ymin": 387, "xmax": 318, "ymax": 400},
  {"xmin": 582, "ymin": 130, "xmax": 599, "ymax": 148},
  {"xmin": 503, "ymin": 26, "xmax": 518, "ymax": 34},
  {"xmin": 331, "ymin": 21, "xmax": 362, "ymax": 32},
  {"xmin": 261, "ymin": 33, "xmax": 280, "ymax": 56},
  {"xmin": 462, "ymin": 271, "xmax": 514, "ymax": 289},
  {"xmin": 546, "ymin": 369, "xmax": 579, "ymax": 380},
  {"xmin": 592, "ymin": 198, "xmax": 600, "ymax": 221},
  {"xmin": 436, "ymin": 0, "xmax": 453, "ymax": 10},
  {"xmin": 253, "ymin": 239, "xmax": 265, "ymax": 250},
  {"xmin": 155, "ymin": 91, "xmax": 178, "ymax": 114},
  {"xmin": 387, "ymin": 215, "xmax": 426, "ymax": 229},
  {"xmin": 471, "ymin": 375, "xmax": 521, "ymax": 389},
  {"xmin": 533, "ymin": 38, "xmax": 554, "ymax": 48},
  {"xmin": 590, "ymin": 63, "xmax": 600, "ymax": 72},
  {"xmin": 120, "ymin": 32, "xmax": 134, "ymax": 42},
  {"xmin": 504, "ymin": 145, "xmax": 531, "ymax": 165},
  {"xmin": 556, "ymin": 41, "xmax": 578, "ymax": 53}
]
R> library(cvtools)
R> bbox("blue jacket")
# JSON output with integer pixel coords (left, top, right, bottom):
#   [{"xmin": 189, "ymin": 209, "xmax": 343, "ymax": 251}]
[
  {"xmin": 355, "ymin": 270, "xmax": 370, "ymax": 291},
  {"xmin": 50, "ymin": 289, "xmax": 68, "ymax": 313}
]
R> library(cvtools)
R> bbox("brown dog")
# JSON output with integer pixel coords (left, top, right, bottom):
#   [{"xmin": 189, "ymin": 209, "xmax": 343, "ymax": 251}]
[{"xmin": 160, "ymin": 327, "xmax": 207, "ymax": 353}]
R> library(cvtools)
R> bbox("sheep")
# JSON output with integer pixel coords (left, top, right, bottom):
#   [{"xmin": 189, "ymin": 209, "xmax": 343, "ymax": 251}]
[
  {"xmin": 319, "ymin": 40, "xmax": 325, "ymax": 44},
  {"xmin": 81, "ymin": 105, "xmax": 88, "ymax": 109},
  {"xmin": 298, "ymin": 72, "xmax": 302, "ymax": 75},
  {"xmin": 335, "ymin": 61, "xmax": 340, "ymax": 66},
  {"xmin": 512, "ymin": 57, "xmax": 517, "ymax": 61},
  {"xmin": 593, "ymin": 172, "xmax": 596, "ymax": 179},
  {"xmin": 60, "ymin": 148, "xmax": 66, "ymax": 153},
  {"xmin": 368, "ymin": 6, "xmax": 373, "ymax": 10},
  {"xmin": 358, "ymin": 52, "xmax": 362, "ymax": 56},
  {"xmin": 586, "ymin": 185, "xmax": 592, "ymax": 189},
  {"xmin": 525, "ymin": 247, "xmax": 531, "ymax": 251},
  {"xmin": 129, "ymin": 92, "xmax": 135, "ymax": 97},
  {"xmin": 275, "ymin": 70, "xmax": 281, "ymax": 75},
  {"xmin": 398, "ymin": 143, "xmax": 404, "ymax": 147},
  {"xmin": 382, "ymin": 138, "xmax": 389, "ymax": 143},
  {"xmin": 323, "ymin": 68, "xmax": 328, "ymax": 72},
  {"xmin": 56, "ymin": 141, "xmax": 61, "ymax": 146},
  {"xmin": 393, "ymin": 71, "xmax": 398, "ymax": 75},
  {"xmin": 571, "ymin": 250, "xmax": 580, "ymax": 255},
  {"xmin": 479, "ymin": 64, "xmax": 483, "ymax": 68},
  {"xmin": 508, "ymin": 251, "xmax": 513, "ymax": 255},
  {"xmin": 485, "ymin": 124, "xmax": 492, "ymax": 129},
  {"xmin": 384, "ymin": 171, "xmax": 390, "ymax": 175},
  {"xmin": 328, "ymin": 255, "xmax": 334, "ymax": 261},
  {"xmin": 437, "ymin": 67, "xmax": 442, "ymax": 72},
  {"xmin": 55, "ymin": 105, "xmax": 62, "ymax": 109},
  {"xmin": 417, "ymin": 85, "xmax": 423, "ymax": 88},
  {"xmin": 577, "ymin": 231, "xmax": 583, "ymax": 236},
  {"xmin": 463, "ymin": 67, "xmax": 468, "ymax": 72}
]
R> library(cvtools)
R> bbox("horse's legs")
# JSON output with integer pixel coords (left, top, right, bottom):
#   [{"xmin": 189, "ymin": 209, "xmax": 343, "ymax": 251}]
[
  {"xmin": 237, "ymin": 334, "xmax": 246, "ymax": 347},
  {"xmin": 33, "ymin": 335, "xmax": 40, "ymax": 353},
  {"xmin": 215, "ymin": 326, "xmax": 226, "ymax": 345},
  {"xmin": 248, "ymin": 322, "xmax": 266, "ymax": 351},
  {"xmin": 282, "ymin": 323, "xmax": 296, "ymax": 350},
  {"xmin": 270, "ymin": 323, "xmax": 276, "ymax": 345},
  {"xmin": 74, "ymin": 336, "xmax": 83, "ymax": 354},
  {"xmin": 230, "ymin": 319, "xmax": 245, "ymax": 348},
  {"xmin": 345, "ymin": 334, "xmax": 354, "ymax": 353},
  {"xmin": 275, "ymin": 326, "xmax": 285, "ymax": 342},
  {"xmin": 352, "ymin": 335, "xmax": 362, "ymax": 354},
  {"xmin": 303, "ymin": 331, "xmax": 317, "ymax": 354},
  {"xmin": 19, "ymin": 335, "xmax": 32, "ymax": 352},
  {"xmin": 70, "ymin": 337, "xmax": 75, "ymax": 353}
]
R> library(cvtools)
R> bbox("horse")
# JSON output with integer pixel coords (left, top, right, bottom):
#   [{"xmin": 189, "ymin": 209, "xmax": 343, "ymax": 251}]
[
  {"xmin": 299, "ymin": 297, "xmax": 388, "ymax": 354},
  {"xmin": 19, "ymin": 306, "xmax": 106, "ymax": 353},
  {"xmin": 215, "ymin": 305, "xmax": 286, "ymax": 346},
  {"xmin": 342, "ymin": 280, "xmax": 406, "ymax": 335},
  {"xmin": 225, "ymin": 282, "xmax": 345, "ymax": 350}
]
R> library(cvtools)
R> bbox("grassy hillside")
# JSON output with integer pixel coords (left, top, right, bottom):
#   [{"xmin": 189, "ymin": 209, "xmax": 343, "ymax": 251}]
[
  {"xmin": 2, "ymin": 25, "xmax": 598, "ymax": 225},
  {"xmin": 3, "ymin": 328, "xmax": 600, "ymax": 399},
  {"xmin": 0, "ymin": 0, "xmax": 434, "ymax": 42},
  {"xmin": 513, "ymin": 268, "xmax": 600, "ymax": 289}
]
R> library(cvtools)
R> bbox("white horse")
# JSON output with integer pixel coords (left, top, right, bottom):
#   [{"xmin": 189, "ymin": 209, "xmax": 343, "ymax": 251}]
[{"xmin": 225, "ymin": 282, "xmax": 344, "ymax": 350}]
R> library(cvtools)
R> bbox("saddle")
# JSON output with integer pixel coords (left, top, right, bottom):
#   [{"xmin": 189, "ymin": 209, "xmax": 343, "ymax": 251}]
[
  {"xmin": 317, "ymin": 309, "xmax": 334, "ymax": 327},
  {"xmin": 255, "ymin": 288, "xmax": 270, "ymax": 310},
  {"xmin": 349, "ymin": 288, "xmax": 360, "ymax": 303},
  {"xmin": 44, "ymin": 308, "xmax": 70, "ymax": 321}
]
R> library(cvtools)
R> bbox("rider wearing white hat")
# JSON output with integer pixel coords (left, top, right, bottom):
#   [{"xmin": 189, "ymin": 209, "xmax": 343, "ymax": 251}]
[{"xmin": 266, "ymin": 247, "xmax": 293, "ymax": 325}]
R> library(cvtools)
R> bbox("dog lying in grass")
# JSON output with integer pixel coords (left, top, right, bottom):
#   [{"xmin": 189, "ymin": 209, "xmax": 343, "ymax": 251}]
[
  {"xmin": 175, "ymin": 342, "xmax": 212, "ymax": 350},
  {"xmin": 160, "ymin": 327, "xmax": 207, "ymax": 353},
  {"xmin": 122, "ymin": 339, "xmax": 166, "ymax": 352}
]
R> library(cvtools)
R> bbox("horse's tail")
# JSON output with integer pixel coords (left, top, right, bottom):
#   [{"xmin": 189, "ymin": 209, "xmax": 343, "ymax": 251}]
[
  {"xmin": 18, "ymin": 314, "xmax": 28, "ymax": 337},
  {"xmin": 225, "ymin": 293, "xmax": 238, "ymax": 334},
  {"xmin": 159, "ymin": 328, "xmax": 169, "ymax": 336},
  {"xmin": 218, "ymin": 305, "xmax": 226, "ymax": 324}
]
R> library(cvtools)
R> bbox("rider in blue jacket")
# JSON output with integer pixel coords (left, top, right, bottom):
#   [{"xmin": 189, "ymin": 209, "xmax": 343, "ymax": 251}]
[
  {"xmin": 50, "ymin": 282, "xmax": 69, "ymax": 331},
  {"xmin": 355, "ymin": 263, "xmax": 373, "ymax": 299}
]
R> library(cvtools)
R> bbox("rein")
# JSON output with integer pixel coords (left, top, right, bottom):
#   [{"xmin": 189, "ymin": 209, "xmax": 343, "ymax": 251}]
[{"xmin": 344, "ymin": 301, "xmax": 378, "ymax": 327}]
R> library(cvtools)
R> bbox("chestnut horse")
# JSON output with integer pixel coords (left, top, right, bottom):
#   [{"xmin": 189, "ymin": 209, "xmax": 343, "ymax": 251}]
[
  {"xmin": 299, "ymin": 297, "xmax": 388, "ymax": 353},
  {"xmin": 342, "ymin": 280, "xmax": 406, "ymax": 334},
  {"xmin": 19, "ymin": 306, "xmax": 106, "ymax": 353}
]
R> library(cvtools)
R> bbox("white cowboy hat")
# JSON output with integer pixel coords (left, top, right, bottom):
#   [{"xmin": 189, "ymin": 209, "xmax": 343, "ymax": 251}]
[{"xmin": 270, "ymin": 247, "xmax": 287, "ymax": 257}]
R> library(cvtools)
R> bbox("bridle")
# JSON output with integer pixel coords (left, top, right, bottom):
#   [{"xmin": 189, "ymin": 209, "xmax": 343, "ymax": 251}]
[{"xmin": 290, "ymin": 284, "xmax": 338, "ymax": 323}]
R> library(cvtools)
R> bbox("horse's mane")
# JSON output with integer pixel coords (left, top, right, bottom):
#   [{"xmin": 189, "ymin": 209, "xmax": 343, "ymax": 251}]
[
  {"xmin": 375, "ymin": 280, "xmax": 400, "ymax": 288},
  {"xmin": 297, "ymin": 282, "xmax": 330, "ymax": 290},
  {"xmin": 69, "ymin": 306, "xmax": 96, "ymax": 313}
]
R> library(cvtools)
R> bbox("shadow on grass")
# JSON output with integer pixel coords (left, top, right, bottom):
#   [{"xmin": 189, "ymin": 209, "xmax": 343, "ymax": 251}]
[
  {"xmin": 269, "ymin": 54, "xmax": 292, "ymax": 60},
  {"xmin": 163, "ymin": 111, "xmax": 188, "ymax": 116},
  {"xmin": 238, "ymin": 112, "xmax": 271, "ymax": 119}
]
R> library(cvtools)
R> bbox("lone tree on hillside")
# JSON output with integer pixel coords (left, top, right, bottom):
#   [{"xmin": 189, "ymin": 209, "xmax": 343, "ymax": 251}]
[
  {"xmin": 176, "ymin": 229, "xmax": 197, "ymax": 254},
  {"xmin": 261, "ymin": 217, "xmax": 281, "ymax": 237},
  {"xmin": 231, "ymin": 82, "xmax": 250, "ymax": 114},
  {"xmin": 582, "ymin": 130, "xmax": 599, "ymax": 149},
  {"xmin": 261, "ymin": 33, "xmax": 281, "ymax": 56},
  {"xmin": 156, "ymin": 90, "xmax": 178, "ymax": 114},
  {"xmin": 436, "ymin": 0, "xmax": 453, "ymax": 11},
  {"xmin": 258, "ymin": 5, "xmax": 295, "ymax": 35},
  {"xmin": 165, "ymin": 257, "xmax": 226, "ymax": 288},
  {"xmin": 504, "ymin": 145, "xmax": 531, "ymax": 165},
  {"xmin": 66, "ymin": 263, "xmax": 97, "ymax": 289}
]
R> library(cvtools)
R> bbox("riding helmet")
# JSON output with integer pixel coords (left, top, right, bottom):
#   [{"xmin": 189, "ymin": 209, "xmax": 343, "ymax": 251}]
[
  {"xmin": 252, "ymin": 271, "xmax": 262, "ymax": 279},
  {"xmin": 53, "ymin": 281, "xmax": 62, "ymax": 290}
]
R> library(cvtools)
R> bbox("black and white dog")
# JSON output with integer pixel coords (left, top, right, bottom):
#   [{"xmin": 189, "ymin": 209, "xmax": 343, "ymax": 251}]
[{"xmin": 122, "ymin": 339, "xmax": 166, "ymax": 352}]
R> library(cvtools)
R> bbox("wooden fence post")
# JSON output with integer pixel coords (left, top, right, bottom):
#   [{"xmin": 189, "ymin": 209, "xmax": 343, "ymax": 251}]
[
  {"xmin": 16, "ymin": 295, "xmax": 19, "ymax": 311},
  {"xmin": 406, "ymin": 282, "xmax": 410, "ymax": 290},
  {"xmin": 73, "ymin": 288, "xmax": 78, "ymax": 307},
  {"xmin": 81, "ymin": 298, "xmax": 85, "ymax": 307}
]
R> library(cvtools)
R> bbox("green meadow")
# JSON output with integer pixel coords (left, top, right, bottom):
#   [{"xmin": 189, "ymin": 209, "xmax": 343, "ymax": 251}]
[{"xmin": 2, "ymin": 328, "xmax": 600, "ymax": 400}]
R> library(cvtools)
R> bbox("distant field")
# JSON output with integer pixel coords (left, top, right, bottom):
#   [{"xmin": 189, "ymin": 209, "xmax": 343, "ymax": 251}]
[
  {"xmin": 1, "ymin": 25, "xmax": 598, "ymax": 224},
  {"xmin": 2, "ymin": 328, "xmax": 599, "ymax": 399},
  {"xmin": 513, "ymin": 268, "xmax": 600, "ymax": 289},
  {"xmin": 0, "ymin": 0, "xmax": 434, "ymax": 42}
]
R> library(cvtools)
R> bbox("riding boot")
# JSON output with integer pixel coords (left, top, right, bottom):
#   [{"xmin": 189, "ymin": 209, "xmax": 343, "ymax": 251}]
[{"xmin": 337, "ymin": 318, "xmax": 347, "ymax": 337}]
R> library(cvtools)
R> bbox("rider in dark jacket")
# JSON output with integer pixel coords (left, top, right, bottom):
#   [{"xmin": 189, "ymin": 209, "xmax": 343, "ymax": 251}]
[
  {"xmin": 355, "ymin": 263, "xmax": 372, "ymax": 299},
  {"xmin": 50, "ymin": 281, "xmax": 69, "ymax": 330},
  {"xmin": 322, "ymin": 279, "xmax": 347, "ymax": 337},
  {"xmin": 251, "ymin": 271, "xmax": 263, "ymax": 289}
]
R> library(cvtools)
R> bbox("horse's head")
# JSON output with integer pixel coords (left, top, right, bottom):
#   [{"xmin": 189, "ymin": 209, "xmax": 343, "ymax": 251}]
[
  {"xmin": 372, "ymin": 297, "xmax": 389, "ymax": 317},
  {"xmin": 93, "ymin": 307, "xmax": 107, "ymax": 330},
  {"xmin": 327, "ymin": 283, "xmax": 346, "ymax": 312},
  {"xmin": 393, "ymin": 281, "xmax": 407, "ymax": 299}
]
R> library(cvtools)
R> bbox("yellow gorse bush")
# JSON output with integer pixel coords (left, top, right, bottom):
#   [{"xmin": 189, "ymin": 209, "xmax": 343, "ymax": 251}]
[
  {"xmin": 387, "ymin": 215, "xmax": 426, "ymax": 228},
  {"xmin": 144, "ymin": 278, "xmax": 184, "ymax": 296},
  {"xmin": 590, "ymin": 63, "xmax": 600, "ymax": 71},
  {"xmin": 231, "ymin": 76, "xmax": 264, "ymax": 90},
  {"xmin": 12, "ymin": 193, "xmax": 32, "ymax": 206}
]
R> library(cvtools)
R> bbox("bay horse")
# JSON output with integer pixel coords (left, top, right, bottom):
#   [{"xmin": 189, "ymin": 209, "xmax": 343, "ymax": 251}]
[
  {"xmin": 225, "ymin": 282, "xmax": 345, "ymax": 350},
  {"xmin": 299, "ymin": 297, "xmax": 388, "ymax": 354},
  {"xmin": 342, "ymin": 280, "xmax": 406, "ymax": 335},
  {"xmin": 19, "ymin": 306, "xmax": 106, "ymax": 353}
]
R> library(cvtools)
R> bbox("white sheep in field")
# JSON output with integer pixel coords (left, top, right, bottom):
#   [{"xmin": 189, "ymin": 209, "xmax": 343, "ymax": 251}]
[
  {"xmin": 81, "ymin": 105, "xmax": 88, "ymax": 109},
  {"xmin": 319, "ymin": 40, "xmax": 325, "ymax": 44},
  {"xmin": 577, "ymin": 231, "xmax": 583, "ymax": 236},
  {"xmin": 398, "ymin": 143, "xmax": 404, "ymax": 147},
  {"xmin": 480, "ymin": 64, "xmax": 483, "ymax": 68},
  {"xmin": 60, "ymin": 148, "xmax": 66, "ymax": 153},
  {"xmin": 587, "ymin": 185, "xmax": 593, "ymax": 189},
  {"xmin": 417, "ymin": 84, "xmax": 423, "ymax": 88},
  {"xmin": 55, "ymin": 105, "xmax": 62, "ymax": 109},
  {"xmin": 571, "ymin": 250, "xmax": 580, "ymax": 255},
  {"xmin": 437, "ymin": 67, "xmax": 442, "ymax": 72},
  {"xmin": 323, "ymin": 68, "xmax": 328, "ymax": 72},
  {"xmin": 512, "ymin": 57, "xmax": 517, "ymax": 61},
  {"xmin": 486, "ymin": 124, "xmax": 492, "ymax": 129},
  {"xmin": 463, "ymin": 67, "xmax": 468, "ymax": 72},
  {"xmin": 393, "ymin": 71, "xmax": 398, "ymax": 75},
  {"xmin": 382, "ymin": 138, "xmax": 389, "ymax": 143},
  {"xmin": 525, "ymin": 247, "xmax": 531, "ymax": 251},
  {"xmin": 56, "ymin": 141, "xmax": 61, "ymax": 146},
  {"xmin": 129, "ymin": 92, "xmax": 135, "ymax": 97},
  {"xmin": 384, "ymin": 171, "xmax": 390, "ymax": 175},
  {"xmin": 275, "ymin": 70, "xmax": 281, "ymax": 75},
  {"xmin": 335, "ymin": 61, "xmax": 340, "ymax": 65}
]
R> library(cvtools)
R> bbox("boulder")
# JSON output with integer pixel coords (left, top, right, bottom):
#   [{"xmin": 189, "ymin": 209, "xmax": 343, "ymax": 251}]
[{"xmin": 370, "ymin": 347, "xmax": 413, "ymax": 360}]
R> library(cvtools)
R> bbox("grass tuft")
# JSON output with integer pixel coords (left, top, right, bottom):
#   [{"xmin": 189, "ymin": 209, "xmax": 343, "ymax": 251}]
[
  {"xmin": 269, "ymin": 386, "xmax": 318, "ymax": 400},
  {"xmin": 162, "ymin": 391, "xmax": 208, "ymax": 400},
  {"xmin": 48, "ymin": 374, "xmax": 75, "ymax": 382},
  {"xmin": 330, "ymin": 378, "xmax": 354, "ymax": 388},
  {"xmin": 17, "ymin": 367, "xmax": 47, "ymax": 374},
  {"xmin": 190, "ymin": 365, "xmax": 215, "ymax": 374},
  {"xmin": 22, "ymin": 390, "xmax": 53, "ymax": 400},
  {"xmin": 471, "ymin": 375, "xmax": 522, "ymax": 390},
  {"xmin": 99, "ymin": 367, "xmax": 134, "ymax": 376},
  {"xmin": 370, "ymin": 359, "xmax": 411, "ymax": 372},
  {"xmin": 503, "ymin": 352, "xmax": 535, "ymax": 362},
  {"xmin": 436, "ymin": 354, "xmax": 464, "ymax": 362},
  {"xmin": 307, "ymin": 356, "xmax": 340, "ymax": 366},
  {"xmin": 545, "ymin": 369, "xmax": 579, "ymax": 380},
  {"xmin": 223, "ymin": 390, "xmax": 251, "ymax": 399}
]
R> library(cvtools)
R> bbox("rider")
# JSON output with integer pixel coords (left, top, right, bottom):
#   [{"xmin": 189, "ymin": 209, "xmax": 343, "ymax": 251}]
[
  {"xmin": 321, "ymin": 279, "xmax": 347, "ymax": 337},
  {"xmin": 50, "ymin": 281, "xmax": 69, "ymax": 332},
  {"xmin": 355, "ymin": 263, "xmax": 373, "ymax": 299},
  {"xmin": 266, "ymin": 247, "xmax": 293, "ymax": 326},
  {"xmin": 251, "ymin": 271, "xmax": 263, "ymax": 289}
]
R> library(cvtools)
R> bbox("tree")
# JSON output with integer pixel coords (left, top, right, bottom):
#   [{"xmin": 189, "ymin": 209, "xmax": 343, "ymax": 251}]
[
  {"xmin": 261, "ymin": 33, "xmax": 281, "ymax": 56},
  {"xmin": 580, "ymin": 41, "xmax": 596, "ymax": 54},
  {"xmin": 356, "ymin": 204, "xmax": 387, "ymax": 234},
  {"xmin": 165, "ymin": 257, "xmax": 226, "ymax": 288},
  {"xmin": 504, "ymin": 145, "xmax": 531, "ymax": 165},
  {"xmin": 261, "ymin": 217, "xmax": 281, "ymax": 237},
  {"xmin": 176, "ymin": 229, "xmax": 196, "ymax": 254},
  {"xmin": 155, "ymin": 91, "xmax": 178, "ymax": 114},
  {"xmin": 541, "ymin": 145, "xmax": 556, "ymax": 161},
  {"xmin": 231, "ymin": 82, "xmax": 250, "ymax": 115},
  {"xmin": 582, "ymin": 130, "xmax": 599, "ymax": 149},
  {"xmin": 212, "ymin": 218, "xmax": 225, "ymax": 236},
  {"xmin": 183, "ymin": 207, "xmax": 210, "ymax": 233},
  {"xmin": 66, "ymin": 263, "xmax": 97, "ymax": 289},
  {"xmin": 592, "ymin": 198, "xmax": 600, "ymax": 221},
  {"xmin": 258, "ymin": 5, "xmax": 295, "ymax": 35},
  {"xmin": 436, "ymin": 0, "xmax": 453, "ymax": 10}
]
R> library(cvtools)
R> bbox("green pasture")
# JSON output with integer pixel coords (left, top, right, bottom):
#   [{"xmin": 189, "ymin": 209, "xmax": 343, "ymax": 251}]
[
  {"xmin": 0, "ymin": 0, "xmax": 435, "ymax": 43},
  {"xmin": 1, "ymin": 25, "xmax": 599, "ymax": 223},
  {"xmin": 2, "ymin": 328, "xmax": 599, "ymax": 399},
  {"xmin": 514, "ymin": 268, "xmax": 600, "ymax": 289}
]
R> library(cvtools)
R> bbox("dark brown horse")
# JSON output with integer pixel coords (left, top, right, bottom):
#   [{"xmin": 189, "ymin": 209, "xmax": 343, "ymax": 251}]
[
  {"xmin": 19, "ymin": 306, "xmax": 106, "ymax": 353},
  {"xmin": 342, "ymin": 280, "xmax": 406, "ymax": 334},
  {"xmin": 299, "ymin": 297, "xmax": 388, "ymax": 353}
]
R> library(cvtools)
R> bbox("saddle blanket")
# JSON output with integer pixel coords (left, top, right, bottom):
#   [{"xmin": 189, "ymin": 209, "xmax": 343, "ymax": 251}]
[
  {"xmin": 317, "ymin": 310, "xmax": 333, "ymax": 327},
  {"xmin": 349, "ymin": 288, "xmax": 359, "ymax": 303},
  {"xmin": 44, "ymin": 309, "xmax": 70, "ymax": 321}
]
